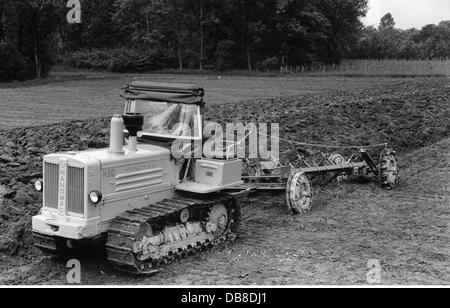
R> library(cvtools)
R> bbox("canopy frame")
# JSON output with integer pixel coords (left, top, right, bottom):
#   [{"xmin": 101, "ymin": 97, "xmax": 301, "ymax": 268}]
[{"xmin": 121, "ymin": 81, "xmax": 205, "ymax": 106}]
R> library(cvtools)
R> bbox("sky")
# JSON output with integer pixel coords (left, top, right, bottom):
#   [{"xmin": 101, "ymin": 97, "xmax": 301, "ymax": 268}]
[{"xmin": 362, "ymin": 0, "xmax": 450, "ymax": 29}]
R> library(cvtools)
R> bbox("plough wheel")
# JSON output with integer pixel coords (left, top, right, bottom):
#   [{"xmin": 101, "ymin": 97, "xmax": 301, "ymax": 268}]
[
  {"xmin": 379, "ymin": 149, "xmax": 400, "ymax": 190},
  {"xmin": 286, "ymin": 170, "xmax": 313, "ymax": 215}
]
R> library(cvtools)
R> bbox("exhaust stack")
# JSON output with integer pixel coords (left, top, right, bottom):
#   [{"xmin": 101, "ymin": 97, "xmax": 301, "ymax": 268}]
[
  {"xmin": 109, "ymin": 115, "xmax": 124, "ymax": 154},
  {"xmin": 123, "ymin": 113, "xmax": 144, "ymax": 153}
]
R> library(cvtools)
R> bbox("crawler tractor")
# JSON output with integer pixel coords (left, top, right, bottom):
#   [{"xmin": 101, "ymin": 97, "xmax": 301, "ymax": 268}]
[
  {"xmin": 32, "ymin": 81, "xmax": 400, "ymax": 274},
  {"xmin": 32, "ymin": 82, "xmax": 245, "ymax": 274}
]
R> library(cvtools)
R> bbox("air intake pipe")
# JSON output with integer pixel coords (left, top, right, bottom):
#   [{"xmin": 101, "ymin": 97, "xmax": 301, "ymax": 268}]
[{"xmin": 109, "ymin": 115, "xmax": 124, "ymax": 154}]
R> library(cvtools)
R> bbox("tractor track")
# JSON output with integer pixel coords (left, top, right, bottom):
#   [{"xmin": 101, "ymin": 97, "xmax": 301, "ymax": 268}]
[{"xmin": 105, "ymin": 196, "xmax": 241, "ymax": 275}]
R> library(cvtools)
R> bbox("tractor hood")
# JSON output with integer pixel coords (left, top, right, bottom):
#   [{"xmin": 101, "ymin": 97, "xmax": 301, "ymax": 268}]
[
  {"xmin": 45, "ymin": 144, "xmax": 171, "ymax": 170},
  {"xmin": 37, "ymin": 143, "xmax": 176, "ymax": 239},
  {"xmin": 44, "ymin": 145, "xmax": 171, "ymax": 177}
]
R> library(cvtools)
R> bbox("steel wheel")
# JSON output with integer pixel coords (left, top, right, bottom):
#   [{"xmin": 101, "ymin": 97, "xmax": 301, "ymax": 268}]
[
  {"xmin": 208, "ymin": 204, "xmax": 229, "ymax": 237},
  {"xmin": 379, "ymin": 149, "xmax": 400, "ymax": 189},
  {"xmin": 286, "ymin": 170, "xmax": 313, "ymax": 215},
  {"xmin": 133, "ymin": 222, "xmax": 154, "ymax": 260}
]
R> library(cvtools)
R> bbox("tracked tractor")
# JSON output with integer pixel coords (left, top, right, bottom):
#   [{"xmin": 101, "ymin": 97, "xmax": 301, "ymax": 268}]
[
  {"xmin": 31, "ymin": 81, "xmax": 400, "ymax": 275},
  {"xmin": 32, "ymin": 82, "xmax": 245, "ymax": 274}
]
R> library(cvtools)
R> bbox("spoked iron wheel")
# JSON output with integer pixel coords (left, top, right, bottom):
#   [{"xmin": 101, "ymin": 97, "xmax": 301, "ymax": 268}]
[
  {"xmin": 208, "ymin": 204, "xmax": 229, "ymax": 238},
  {"xmin": 379, "ymin": 149, "xmax": 400, "ymax": 190},
  {"xmin": 286, "ymin": 170, "xmax": 313, "ymax": 215}
]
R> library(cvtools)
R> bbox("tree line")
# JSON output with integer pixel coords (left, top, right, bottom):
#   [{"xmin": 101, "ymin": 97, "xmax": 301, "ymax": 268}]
[
  {"xmin": 62, "ymin": 0, "xmax": 368, "ymax": 71},
  {"xmin": 0, "ymin": 0, "xmax": 60, "ymax": 81},
  {"xmin": 1, "ymin": 0, "xmax": 368, "ymax": 79},
  {"xmin": 353, "ymin": 13, "xmax": 450, "ymax": 60},
  {"xmin": 1, "ymin": 0, "xmax": 449, "ymax": 82}
]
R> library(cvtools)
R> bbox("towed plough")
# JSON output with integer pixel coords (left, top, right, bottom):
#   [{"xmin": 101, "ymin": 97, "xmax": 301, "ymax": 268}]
[{"xmin": 240, "ymin": 140, "xmax": 399, "ymax": 214}]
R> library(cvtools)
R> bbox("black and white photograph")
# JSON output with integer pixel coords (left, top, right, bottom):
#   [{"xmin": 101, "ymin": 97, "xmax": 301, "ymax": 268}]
[{"xmin": 0, "ymin": 0, "xmax": 448, "ymax": 290}]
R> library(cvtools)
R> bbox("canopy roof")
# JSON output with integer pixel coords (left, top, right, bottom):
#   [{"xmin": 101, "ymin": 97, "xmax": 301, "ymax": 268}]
[{"xmin": 121, "ymin": 81, "xmax": 205, "ymax": 105}]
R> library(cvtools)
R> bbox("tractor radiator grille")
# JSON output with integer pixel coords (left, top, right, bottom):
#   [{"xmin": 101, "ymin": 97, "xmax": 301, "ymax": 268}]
[
  {"xmin": 44, "ymin": 162, "xmax": 59, "ymax": 209},
  {"xmin": 67, "ymin": 166, "xmax": 85, "ymax": 215}
]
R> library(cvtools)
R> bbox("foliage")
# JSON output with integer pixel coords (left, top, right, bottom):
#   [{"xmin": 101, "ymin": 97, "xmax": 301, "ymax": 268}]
[
  {"xmin": 0, "ymin": 0, "xmax": 59, "ymax": 81},
  {"xmin": 0, "ymin": 42, "xmax": 25, "ymax": 81},
  {"xmin": 379, "ymin": 13, "xmax": 395, "ymax": 31},
  {"xmin": 257, "ymin": 57, "xmax": 280, "ymax": 71},
  {"xmin": 354, "ymin": 14, "xmax": 450, "ymax": 60},
  {"xmin": 59, "ymin": 0, "xmax": 370, "ymax": 71},
  {"xmin": 68, "ymin": 47, "xmax": 168, "ymax": 72},
  {"xmin": 2, "ymin": 0, "xmax": 450, "ymax": 80}
]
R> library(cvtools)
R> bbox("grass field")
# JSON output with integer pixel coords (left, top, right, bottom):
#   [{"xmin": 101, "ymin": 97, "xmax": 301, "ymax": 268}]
[
  {"xmin": 339, "ymin": 59, "xmax": 450, "ymax": 76},
  {"xmin": 0, "ymin": 69, "xmax": 404, "ymax": 129},
  {"xmin": 281, "ymin": 59, "xmax": 450, "ymax": 76},
  {"xmin": 1, "ymin": 60, "xmax": 448, "ymax": 130}
]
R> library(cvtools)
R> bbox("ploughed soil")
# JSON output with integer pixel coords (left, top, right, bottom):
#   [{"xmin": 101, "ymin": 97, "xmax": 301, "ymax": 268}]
[
  {"xmin": 0, "ymin": 72, "xmax": 406, "ymax": 129},
  {"xmin": 0, "ymin": 77, "xmax": 449, "ymax": 285}
]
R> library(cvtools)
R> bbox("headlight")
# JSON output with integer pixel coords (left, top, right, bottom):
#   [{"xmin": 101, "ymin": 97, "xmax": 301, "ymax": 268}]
[
  {"xmin": 34, "ymin": 180, "xmax": 43, "ymax": 192},
  {"xmin": 89, "ymin": 191, "xmax": 103, "ymax": 204}
]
